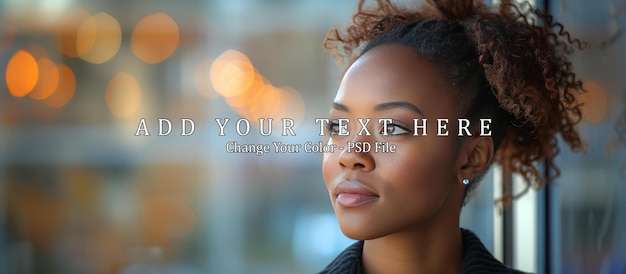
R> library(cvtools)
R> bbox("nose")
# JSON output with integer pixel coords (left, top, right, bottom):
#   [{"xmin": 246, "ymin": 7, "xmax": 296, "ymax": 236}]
[{"xmin": 338, "ymin": 139, "xmax": 375, "ymax": 171}]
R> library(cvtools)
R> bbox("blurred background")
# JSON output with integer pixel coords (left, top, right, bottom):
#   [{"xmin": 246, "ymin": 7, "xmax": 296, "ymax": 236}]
[{"xmin": 0, "ymin": 0, "xmax": 624, "ymax": 273}]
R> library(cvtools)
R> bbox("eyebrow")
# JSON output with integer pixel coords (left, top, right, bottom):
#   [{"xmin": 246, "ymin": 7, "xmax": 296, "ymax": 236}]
[
  {"xmin": 374, "ymin": 101, "xmax": 423, "ymax": 116},
  {"xmin": 332, "ymin": 101, "xmax": 423, "ymax": 116},
  {"xmin": 332, "ymin": 102, "xmax": 349, "ymax": 112}
]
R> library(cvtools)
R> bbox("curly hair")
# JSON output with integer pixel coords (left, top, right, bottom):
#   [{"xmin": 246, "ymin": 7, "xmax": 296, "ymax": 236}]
[{"xmin": 323, "ymin": 0, "xmax": 586, "ymax": 205}]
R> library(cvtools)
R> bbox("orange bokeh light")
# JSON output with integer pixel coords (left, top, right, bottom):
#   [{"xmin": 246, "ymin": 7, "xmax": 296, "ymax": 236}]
[
  {"xmin": 210, "ymin": 49, "xmax": 256, "ymax": 98},
  {"xmin": 279, "ymin": 86, "xmax": 306, "ymax": 125},
  {"xmin": 30, "ymin": 58, "xmax": 60, "ymax": 100},
  {"xmin": 209, "ymin": 49, "xmax": 306, "ymax": 128},
  {"xmin": 225, "ymin": 71, "xmax": 266, "ymax": 110},
  {"xmin": 57, "ymin": 8, "xmax": 92, "ymax": 58},
  {"xmin": 76, "ymin": 12, "xmax": 121, "ymax": 64},
  {"xmin": 579, "ymin": 80, "xmax": 609, "ymax": 123},
  {"xmin": 246, "ymin": 84, "xmax": 283, "ymax": 121},
  {"xmin": 5, "ymin": 50, "xmax": 39, "ymax": 98},
  {"xmin": 44, "ymin": 64, "xmax": 76, "ymax": 108},
  {"xmin": 246, "ymin": 85, "xmax": 306, "ymax": 126},
  {"xmin": 105, "ymin": 72, "xmax": 142, "ymax": 118},
  {"xmin": 131, "ymin": 13, "xmax": 180, "ymax": 64}
]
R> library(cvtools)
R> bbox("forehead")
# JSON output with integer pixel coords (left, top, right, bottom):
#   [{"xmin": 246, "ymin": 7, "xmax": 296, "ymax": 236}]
[{"xmin": 335, "ymin": 44, "xmax": 457, "ymax": 112}]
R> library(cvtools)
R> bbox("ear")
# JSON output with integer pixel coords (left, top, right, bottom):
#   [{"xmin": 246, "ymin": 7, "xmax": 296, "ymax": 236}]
[{"xmin": 457, "ymin": 136, "xmax": 494, "ymax": 183}]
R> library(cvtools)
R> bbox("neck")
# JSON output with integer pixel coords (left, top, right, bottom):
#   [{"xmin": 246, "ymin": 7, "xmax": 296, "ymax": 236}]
[{"xmin": 361, "ymin": 223, "xmax": 464, "ymax": 274}]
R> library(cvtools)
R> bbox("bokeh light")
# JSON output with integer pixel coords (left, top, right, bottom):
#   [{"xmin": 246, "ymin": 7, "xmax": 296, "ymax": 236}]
[
  {"xmin": 57, "ymin": 8, "xmax": 92, "ymax": 58},
  {"xmin": 579, "ymin": 80, "xmax": 609, "ymax": 123},
  {"xmin": 44, "ymin": 64, "xmax": 76, "ymax": 108},
  {"xmin": 76, "ymin": 12, "xmax": 121, "ymax": 64},
  {"xmin": 229, "ymin": 83, "xmax": 307, "ymax": 128},
  {"xmin": 246, "ymin": 83, "xmax": 283, "ymax": 121},
  {"xmin": 141, "ymin": 195, "xmax": 196, "ymax": 241},
  {"xmin": 224, "ymin": 70, "xmax": 267, "ymax": 109},
  {"xmin": 279, "ymin": 86, "xmax": 306, "ymax": 125},
  {"xmin": 5, "ymin": 49, "xmax": 39, "ymax": 98},
  {"xmin": 209, "ymin": 49, "xmax": 307, "ymax": 128},
  {"xmin": 131, "ymin": 13, "xmax": 180, "ymax": 64},
  {"xmin": 210, "ymin": 49, "xmax": 255, "ymax": 98},
  {"xmin": 105, "ymin": 72, "xmax": 142, "ymax": 118},
  {"xmin": 30, "ymin": 58, "xmax": 59, "ymax": 100}
]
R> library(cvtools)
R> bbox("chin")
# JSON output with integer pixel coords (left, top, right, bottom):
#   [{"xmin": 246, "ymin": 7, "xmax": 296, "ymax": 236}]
[{"xmin": 337, "ymin": 217, "xmax": 387, "ymax": 241}]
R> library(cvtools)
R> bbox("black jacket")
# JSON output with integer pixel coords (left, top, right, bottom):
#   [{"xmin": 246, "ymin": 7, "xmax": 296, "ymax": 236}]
[{"xmin": 318, "ymin": 229, "xmax": 528, "ymax": 274}]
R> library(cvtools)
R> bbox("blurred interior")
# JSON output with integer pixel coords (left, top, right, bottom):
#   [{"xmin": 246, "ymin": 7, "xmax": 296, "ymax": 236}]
[{"xmin": 1, "ymin": 0, "xmax": 624, "ymax": 273}]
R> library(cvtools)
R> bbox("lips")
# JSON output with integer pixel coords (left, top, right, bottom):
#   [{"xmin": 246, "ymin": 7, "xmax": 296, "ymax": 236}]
[{"xmin": 334, "ymin": 180, "xmax": 379, "ymax": 207}]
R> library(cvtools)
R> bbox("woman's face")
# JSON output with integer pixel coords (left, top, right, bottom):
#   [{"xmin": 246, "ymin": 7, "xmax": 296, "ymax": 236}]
[{"xmin": 322, "ymin": 44, "xmax": 468, "ymax": 240}]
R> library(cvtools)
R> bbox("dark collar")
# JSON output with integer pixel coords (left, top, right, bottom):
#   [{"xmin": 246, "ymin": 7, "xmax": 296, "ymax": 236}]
[{"xmin": 318, "ymin": 228, "xmax": 528, "ymax": 274}]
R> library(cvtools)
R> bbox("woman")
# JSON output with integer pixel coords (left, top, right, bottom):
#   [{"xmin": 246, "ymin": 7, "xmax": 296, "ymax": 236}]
[{"xmin": 319, "ymin": 0, "xmax": 585, "ymax": 273}]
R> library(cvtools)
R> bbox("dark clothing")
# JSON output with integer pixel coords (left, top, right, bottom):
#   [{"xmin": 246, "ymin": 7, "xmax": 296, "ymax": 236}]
[{"xmin": 318, "ymin": 228, "xmax": 528, "ymax": 274}]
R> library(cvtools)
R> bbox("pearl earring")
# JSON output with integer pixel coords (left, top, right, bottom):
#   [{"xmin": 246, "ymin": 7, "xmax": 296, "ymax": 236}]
[{"xmin": 462, "ymin": 179, "xmax": 470, "ymax": 185}]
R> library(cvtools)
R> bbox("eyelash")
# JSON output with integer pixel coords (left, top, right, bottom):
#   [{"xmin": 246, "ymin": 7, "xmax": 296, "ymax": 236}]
[
  {"xmin": 380, "ymin": 123, "xmax": 410, "ymax": 136},
  {"xmin": 326, "ymin": 121, "xmax": 410, "ymax": 136},
  {"xmin": 326, "ymin": 121, "xmax": 343, "ymax": 136}
]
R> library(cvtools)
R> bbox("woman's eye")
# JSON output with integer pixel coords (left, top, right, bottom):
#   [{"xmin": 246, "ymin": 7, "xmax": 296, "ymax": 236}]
[
  {"xmin": 326, "ymin": 122, "xmax": 349, "ymax": 136},
  {"xmin": 327, "ymin": 122, "xmax": 339, "ymax": 135},
  {"xmin": 380, "ymin": 123, "xmax": 409, "ymax": 136}
]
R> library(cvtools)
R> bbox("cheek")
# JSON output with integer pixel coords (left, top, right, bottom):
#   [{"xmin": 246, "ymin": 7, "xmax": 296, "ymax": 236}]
[{"xmin": 382, "ymin": 139, "xmax": 459, "ymax": 198}]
